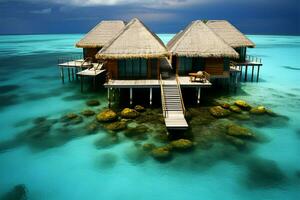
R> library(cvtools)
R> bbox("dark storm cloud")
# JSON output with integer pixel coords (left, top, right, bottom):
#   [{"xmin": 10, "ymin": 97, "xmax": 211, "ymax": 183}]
[{"xmin": 0, "ymin": 0, "xmax": 299, "ymax": 35}]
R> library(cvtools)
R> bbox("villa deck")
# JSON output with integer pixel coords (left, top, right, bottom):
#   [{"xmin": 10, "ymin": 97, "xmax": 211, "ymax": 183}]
[{"xmin": 104, "ymin": 76, "xmax": 212, "ymax": 88}]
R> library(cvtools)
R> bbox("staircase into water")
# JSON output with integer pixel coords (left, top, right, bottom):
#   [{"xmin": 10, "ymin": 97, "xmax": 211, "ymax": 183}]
[{"xmin": 160, "ymin": 75, "xmax": 188, "ymax": 130}]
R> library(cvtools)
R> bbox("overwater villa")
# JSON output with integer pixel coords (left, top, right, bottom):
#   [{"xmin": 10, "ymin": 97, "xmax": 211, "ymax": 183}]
[{"xmin": 58, "ymin": 18, "xmax": 262, "ymax": 130}]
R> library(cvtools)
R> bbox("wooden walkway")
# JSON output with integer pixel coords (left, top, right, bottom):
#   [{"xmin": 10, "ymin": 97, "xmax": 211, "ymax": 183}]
[{"xmin": 160, "ymin": 77, "xmax": 188, "ymax": 130}]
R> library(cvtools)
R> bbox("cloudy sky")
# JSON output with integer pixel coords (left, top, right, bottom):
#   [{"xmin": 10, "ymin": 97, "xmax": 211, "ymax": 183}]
[{"xmin": 0, "ymin": 0, "xmax": 299, "ymax": 35}]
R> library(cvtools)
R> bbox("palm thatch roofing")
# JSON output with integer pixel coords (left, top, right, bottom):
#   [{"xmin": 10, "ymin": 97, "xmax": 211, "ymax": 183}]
[
  {"xmin": 76, "ymin": 20, "xmax": 126, "ymax": 48},
  {"xmin": 96, "ymin": 18, "xmax": 169, "ymax": 59},
  {"xmin": 167, "ymin": 20, "xmax": 239, "ymax": 58},
  {"xmin": 207, "ymin": 20, "xmax": 255, "ymax": 48}
]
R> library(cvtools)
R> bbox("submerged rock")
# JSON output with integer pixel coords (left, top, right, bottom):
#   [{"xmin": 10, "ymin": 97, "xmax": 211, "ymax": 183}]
[
  {"xmin": 229, "ymin": 105, "xmax": 242, "ymax": 113},
  {"xmin": 227, "ymin": 124, "xmax": 255, "ymax": 138},
  {"xmin": 96, "ymin": 109, "xmax": 117, "ymax": 122},
  {"xmin": 121, "ymin": 108, "xmax": 140, "ymax": 119},
  {"xmin": 60, "ymin": 113, "xmax": 83, "ymax": 125},
  {"xmin": 234, "ymin": 100, "xmax": 251, "ymax": 110},
  {"xmin": 250, "ymin": 106, "xmax": 267, "ymax": 115},
  {"xmin": 105, "ymin": 121, "xmax": 127, "ymax": 132},
  {"xmin": 86, "ymin": 99, "xmax": 100, "ymax": 106},
  {"xmin": 170, "ymin": 139, "xmax": 193, "ymax": 150},
  {"xmin": 225, "ymin": 135, "xmax": 246, "ymax": 148},
  {"xmin": 134, "ymin": 105, "xmax": 145, "ymax": 112},
  {"xmin": 81, "ymin": 110, "xmax": 95, "ymax": 117},
  {"xmin": 151, "ymin": 146, "xmax": 172, "ymax": 160},
  {"xmin": 94, "ymin": 135, "xmax": 119, "ymax": 149},
  {"xmin": 209, "ymin": 106, "xmax": 231, "ymax": 118},
  {"xmin": 142, "ymin": 143, "xmax": 156, "ymax": 151},
  {"xmin": 0, "ymin": 184, "xmax": 27, "ymax": 200},
  {"xmin": 232, "ymin": 113, "xmax": 251, "ymax": 120},
  {"xmin": 85, "ymin": 122, "xmax": 99, "ymax": 133},
  {"xmin": 124, "ymin": 125, "xmax": 148, "ymax": 140},
  {"xmin": 221, "ymin": 103, "xmax": 231, "ymax": 109}
]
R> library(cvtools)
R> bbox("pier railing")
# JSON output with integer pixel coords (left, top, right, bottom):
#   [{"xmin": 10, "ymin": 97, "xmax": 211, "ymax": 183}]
[
  {"xmin": 159, "ymin": 74, "xmax": 167, "ymax": 118},
  {"xmin": 176, "ymin": 75, "xmax": 186, "ymax": 116},
  {"xmin": 57, "ymin": 54, "xmax": 83, "ymax": 65},
  {"xmin": 246, "ymin": 55, "xmax": 262, "ymax": 64}
]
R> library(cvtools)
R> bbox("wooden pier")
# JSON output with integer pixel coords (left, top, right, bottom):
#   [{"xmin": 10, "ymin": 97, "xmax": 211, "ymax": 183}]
[
  {"xmin": 58, "ymin": 57, "xmax": 106, "ymax": 91},
  {"xmin": 234, "ymin": 55, "xmax": 263, "ymax": 82}
]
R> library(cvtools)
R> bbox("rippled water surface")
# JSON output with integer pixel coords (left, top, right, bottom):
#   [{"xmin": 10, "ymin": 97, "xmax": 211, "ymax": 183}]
[{"xmin": 0, "ymin": 34, "xmax": 299, "ymax": 200}]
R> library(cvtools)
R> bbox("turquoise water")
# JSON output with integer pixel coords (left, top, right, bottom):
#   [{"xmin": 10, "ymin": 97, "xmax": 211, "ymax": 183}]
[{"xmin": 0, "ymin": 34, "xmax": 300, "ymax": 200}]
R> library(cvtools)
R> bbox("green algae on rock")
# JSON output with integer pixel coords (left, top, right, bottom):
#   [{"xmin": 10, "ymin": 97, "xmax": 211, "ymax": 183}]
[
  {"xmin": 134, "ymin": 105, "xmax": 145, "ymax": 112},
  {"xmin": 85, "ymin": 122, "xmax": 99, "ymax": 133},
  {"xmin": 170, "ymin": 139, "xmax": 193, "ymax": 150},
  {"xmin": 96, "ymin": 109, "xmax": 117, "ymax": 122},
  {"xmin": 142, "ymin": 143, "xmax": 156, "ymax": 151},
  {"xmin": 221, "ymin": 103, "xmax": 231, "ymax": 109},
  {"xmin": 227, "ymin": 124, "xmax": 255, "ymax": 138},
  {"xmin": 151, "ymin": 146, "xmax": 172, "ymax": 160},
  {"xmin": 250, "ymin": 106, "xmax": 267, "ymax": 115},
  {"xmin": 209, "ymin": 106, "xmax": 231, "ymax": 118},
  {"xmin": 225, "ymin": 135, "xmax": 246, "ymax": 148},
  {"xmin": 61, "ymin": 113, "xmax": 83, "ymax": 125},
  {"xmin": 229, "ymin": 105, "xmax": 242, "ymax": 113},
  {"xmin": 234, "ymin": 100, "xmax": 251, "ymax": 110},
  {"xmin": 105, "ymin": 121, "xmax": 127, "ymax": 132},
  {"xmin": 124, "ymin": 125, "xmax": 148, "ymax": 140},
  {"xmin": 121, "ymin": 108, "xmax": 140, "ymax": 119},
  {"xmin": 86, "ymin": 99, "xmax": 100, "ymax": 106},
  {"xmin": 81, "ymin": 110, "xmax": 96, "ymax": 117}
]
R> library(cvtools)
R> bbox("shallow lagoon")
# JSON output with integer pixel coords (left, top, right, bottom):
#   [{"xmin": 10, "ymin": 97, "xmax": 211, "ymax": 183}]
[{"xmin": 0, "ymin": 34, "xmax": 300, "ymax": 200}]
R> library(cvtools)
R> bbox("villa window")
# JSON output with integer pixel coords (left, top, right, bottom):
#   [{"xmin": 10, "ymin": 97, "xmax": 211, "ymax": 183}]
[
  {"xmin": 118, "ymin": 58, "xmax": 147, "ymax": 79},
  {"xmin": 178, "ymin": 57, "xmax": 192, "ymax": 75},
  {"xmin": 224, "ymin": 58, "xmax": 230, "ymax": 71}
]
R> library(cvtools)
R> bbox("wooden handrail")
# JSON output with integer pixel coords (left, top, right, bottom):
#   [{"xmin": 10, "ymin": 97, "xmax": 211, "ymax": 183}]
[
  {"xmin": 175, "ymin": 75, "xmax": 186, "ymax": 116},
  {"xmin": 159, "ymin": 74, "xmax": 167, "ymax": 117}
]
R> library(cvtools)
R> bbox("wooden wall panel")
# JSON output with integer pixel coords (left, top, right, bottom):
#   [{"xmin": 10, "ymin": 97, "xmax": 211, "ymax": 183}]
[
  {"xmin": 106, "ymin": 60, "xmax": 118, "ymax": 79},
  {"xmin": 204, "ymin": 58, "xmax": 224, "ymax": 75}
]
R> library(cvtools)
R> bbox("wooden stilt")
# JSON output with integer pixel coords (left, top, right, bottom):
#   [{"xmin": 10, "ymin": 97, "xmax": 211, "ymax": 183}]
[
  {"xmin": 257, "ymin": 65, "xmax": 260, "ymax": 82},
  {"xmin": 75, "ymin": 68, "xmax": 78, "ymax": 81},
  {"xmin": 60, "ymin": 67, "xmax": 64, "ymax": 84},
  {"xmin": 235, "ymin": 73, "xmax": 238, "ymax": 92},
  {"xmin": 197, "ymin": 87, "xmax": 201, "ymax": 104},
  {"xmin": 150, "ymin": 88, "xmax": 152, "ymax": 106},
  {"xmin": 239, "ymin": 66, "xmax": 243, "ymax": 80},
  {"xmin": 93, "ymin": 77, "xmax": 96, "ymax": 90},
  {"xmin": 251, "ymin": 65, "xmax": 254, "ymax": 82},
  {"xmin": 80, "ymin": 76, "xmax": 83, "ymax": 92},
  {"xmin": 71, "ymin": 68, "xmax": 74, "ymax": 81},
  {"xmin": 130, "ymin": 88, "xmax": 133, "ymax": 105},
  {"xmin": 244, "ymin": 65, "xmax": 248, "ymax": 82},
  {"xmin": 68, "ymin": 68, "xmax": 71, "ymax": 82},
  {"xmin": 108, "ymin": 88, "xmax": 111, "ymax": 108}
]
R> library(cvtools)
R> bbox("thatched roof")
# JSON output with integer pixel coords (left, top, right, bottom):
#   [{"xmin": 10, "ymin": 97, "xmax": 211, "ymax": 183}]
[
  {"xmin": 167, "ymin": 20, "xmax": 239, "ymax": 58},
  {"xmin": 207, "ymin": 20, "xmax": 255, "ymax": 48},
  {"xmin": 96, "ymin": 18, "xmax": 169, "ymax": 59},
  {"xmin": 76, "ymin": 20, "xmax": 125, "ymax": 48}
]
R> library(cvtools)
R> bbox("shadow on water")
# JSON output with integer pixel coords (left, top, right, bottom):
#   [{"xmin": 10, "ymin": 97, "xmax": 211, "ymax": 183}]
[
  {"xmin": 0, "ymin": 184, "xmax": 27, "ymax": 200},
  {"xmin": 123, "ymin": 143, "xmax": 149, "ymax": 164},
  {"xmin": 95, "ymin": 152, "xmax": 118, "ymax": 170},
  {"xmin": 0, "ymin": 113, "xmax": 100, "ymax": 153},
  {"xmin": 0, "ymin": 94, "xmax": 20, "ymax": 110},
  {"xmin": 0, "ymin": 85, "xmax": 20, "ymax": 94},
  {"xmin": 281, "ymin": 66, "xmax": 300, "ymax": 71},
  {"xmin": 242, "ymin": 157, "xmax": 287, "ymax": 189}
]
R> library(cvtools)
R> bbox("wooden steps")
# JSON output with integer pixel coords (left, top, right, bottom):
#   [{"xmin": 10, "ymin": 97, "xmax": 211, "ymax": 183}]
[{"xmin": 160, "ymin": 78, "xmax": 188, "ymax": 130}]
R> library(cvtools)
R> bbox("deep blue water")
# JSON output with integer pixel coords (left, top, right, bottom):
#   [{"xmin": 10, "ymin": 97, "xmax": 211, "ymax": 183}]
[{"xmin": 0, "ymin": 34, "xmax": 300, "ymax": 200}]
